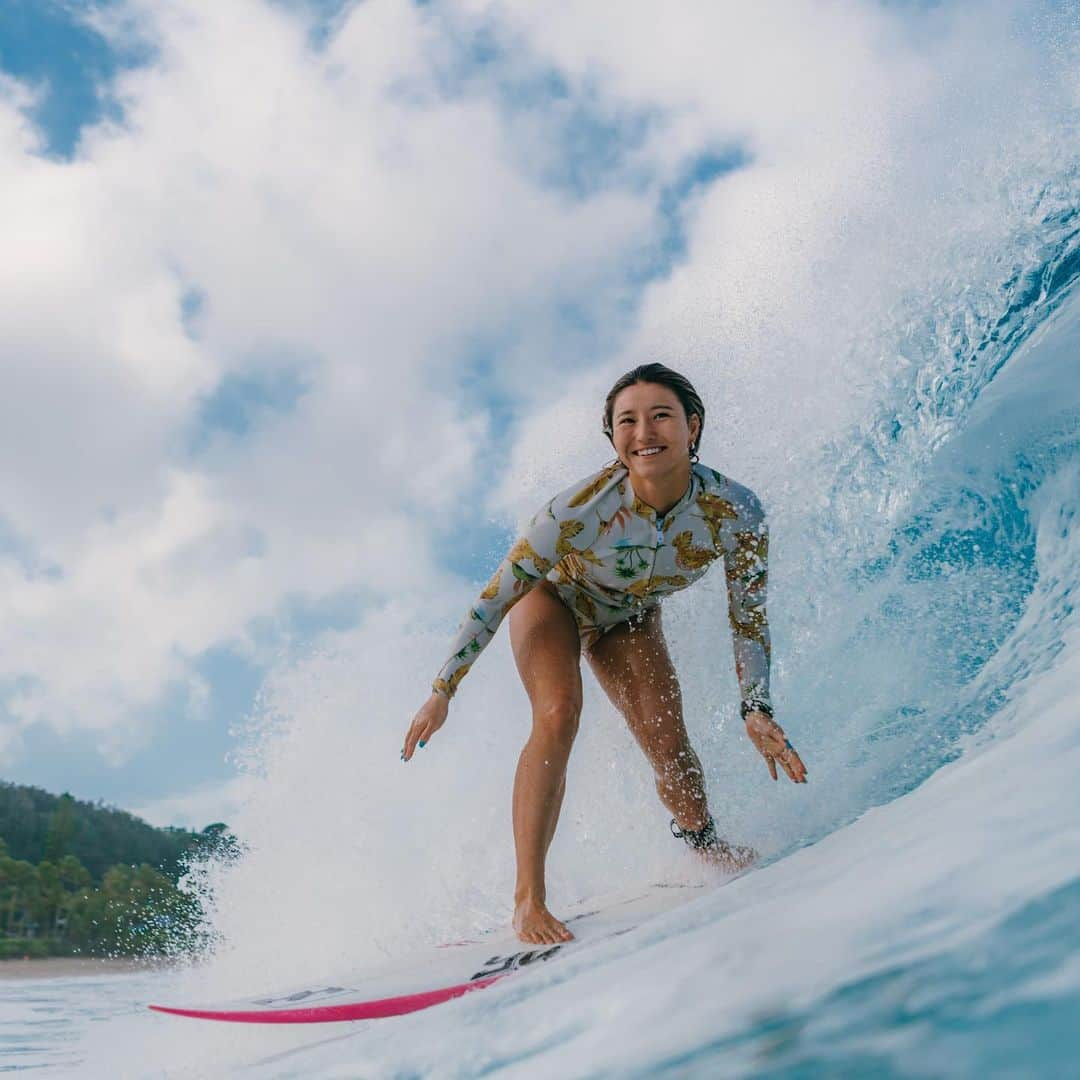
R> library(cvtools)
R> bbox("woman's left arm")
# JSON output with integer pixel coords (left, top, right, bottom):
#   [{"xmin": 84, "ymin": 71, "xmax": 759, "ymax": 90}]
[{"xmin": 723, "ymin": 493, "xmax": 808, "ymax": 784}]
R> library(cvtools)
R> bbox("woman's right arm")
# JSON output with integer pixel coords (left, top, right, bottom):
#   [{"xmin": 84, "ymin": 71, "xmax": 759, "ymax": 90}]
[
  {"xmin": 428, "ymin": 478, "xmax": 610, "ymax": 703},
  {"xmin": 400, "ymin": 529, "xmax": 555, "ymax": 762},
  {"xmin": 401, "ymin": 470, "xmax": 612, "ymax": 760}
]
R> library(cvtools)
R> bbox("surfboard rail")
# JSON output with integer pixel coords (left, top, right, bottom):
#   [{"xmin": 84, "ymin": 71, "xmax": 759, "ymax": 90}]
[{"xmin": 148, "ymin": 974, "xmax": 503, "ymax": 1023}]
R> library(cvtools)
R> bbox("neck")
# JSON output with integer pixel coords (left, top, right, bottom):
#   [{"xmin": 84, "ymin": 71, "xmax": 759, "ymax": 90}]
[{"xmin": 628, "ymin": 460, "xmax": 693, "ymax": 517}]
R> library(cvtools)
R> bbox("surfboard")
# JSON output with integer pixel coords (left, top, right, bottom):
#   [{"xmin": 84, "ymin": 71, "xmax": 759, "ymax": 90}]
[{"xmin": 148, "ymin": 883, "xmax": 705, "ymax": 1024}]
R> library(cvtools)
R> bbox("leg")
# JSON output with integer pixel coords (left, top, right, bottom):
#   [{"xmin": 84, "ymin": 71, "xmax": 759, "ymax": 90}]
[
  {"xmin": 586, "ymin": 606, "xmax": 710, "ymax": 832},
  {"xmin": 508, "ymin": 582, "xmax": 583, "ymax": 944}
]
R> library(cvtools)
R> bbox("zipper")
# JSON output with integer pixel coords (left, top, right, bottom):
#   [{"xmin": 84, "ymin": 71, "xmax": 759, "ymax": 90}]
[
  {"xmin": 631, "ymin": 473, "xmax": 691, "ymax": 606},
  {"xmin": 639, "ymin": 514, "xmax": 665, "ymax": 605}
]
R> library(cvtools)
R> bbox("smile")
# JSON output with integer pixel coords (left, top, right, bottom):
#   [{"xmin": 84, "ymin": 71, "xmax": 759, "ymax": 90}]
[{"xmin": 634, "ymin": 446, "xmax": 666, "ymax": 457}]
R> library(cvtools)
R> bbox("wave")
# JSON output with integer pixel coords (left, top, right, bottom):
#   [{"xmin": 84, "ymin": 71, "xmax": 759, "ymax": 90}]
[
  {"xmin": 776, "ymin": 174, "xmax": 1080, "ymax": 834},
  {"xmin": 250, "ymin": 255, "xmax": 1080, "ymax": 1080}
]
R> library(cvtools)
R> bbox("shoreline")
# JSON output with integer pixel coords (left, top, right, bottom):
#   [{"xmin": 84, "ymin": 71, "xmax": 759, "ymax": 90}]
[{"xmin": 0, "ymin": 956, "xmax": 168, "ymax": 980}]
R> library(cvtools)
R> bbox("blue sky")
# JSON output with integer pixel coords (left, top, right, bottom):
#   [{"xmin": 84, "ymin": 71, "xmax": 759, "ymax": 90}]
[{"xmin": 0, "ymin": 2, "xmax": 123, "ymax": 157}]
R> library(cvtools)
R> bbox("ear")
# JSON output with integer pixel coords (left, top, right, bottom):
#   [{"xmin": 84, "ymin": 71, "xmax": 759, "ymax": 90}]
[{"xmin": 688, "ymin": 413, "xmax": 701, "ymax": 447}]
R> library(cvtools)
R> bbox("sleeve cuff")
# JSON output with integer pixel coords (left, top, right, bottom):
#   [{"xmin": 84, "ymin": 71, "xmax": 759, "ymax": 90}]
[{"xmin": 740, "ymin": 697, "xmax": 773, "ymax": 719}]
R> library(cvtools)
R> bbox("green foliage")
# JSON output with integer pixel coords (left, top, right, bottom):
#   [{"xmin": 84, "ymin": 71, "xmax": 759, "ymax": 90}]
[
  {"xmin": 0, "ymin": 937, "xmax": 66, "ymax": 960},
  {"xmin": 0, "ymin": 781, "xmax": 207, "ymax": 881},
  {"xmin": 44, "ymin": 793, "xmax": 76, "ymax": 862},
  {"xmin": 0, "ymin": 848, "xmax": 211, "ymax": 958},
  {"xmin": 0, "ymin": 782, "xmax": 238, "ymax": 959}
]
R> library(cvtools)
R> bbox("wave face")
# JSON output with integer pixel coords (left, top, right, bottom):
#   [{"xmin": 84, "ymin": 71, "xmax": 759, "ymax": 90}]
[{"xmin": 782, "ymin": 181, "xmax": 1080, "ymax": 822}]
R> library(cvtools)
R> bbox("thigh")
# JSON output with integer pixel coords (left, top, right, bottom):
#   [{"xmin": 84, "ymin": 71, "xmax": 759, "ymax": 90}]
[
  {"xmin": 509, "ymin": 581, "xmax": 583, "ymax": 712},
  {"xmin": 586, "ymin": 606, "xmax": 690, "ymax": 762}
]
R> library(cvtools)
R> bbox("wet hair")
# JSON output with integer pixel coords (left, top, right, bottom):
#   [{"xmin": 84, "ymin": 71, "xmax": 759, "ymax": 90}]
[{"xmin": 602, "ymin": 363, "xmax": 705, "ymax": 459}]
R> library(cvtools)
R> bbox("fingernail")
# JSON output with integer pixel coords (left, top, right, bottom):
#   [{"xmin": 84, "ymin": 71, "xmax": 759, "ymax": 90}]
[{"xmin": 419, "ymin": 740, "xmax": 426, "ymax": 748}]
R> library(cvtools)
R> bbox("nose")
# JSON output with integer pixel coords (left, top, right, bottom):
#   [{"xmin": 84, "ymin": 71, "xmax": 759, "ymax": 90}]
[{"xmin": 636, "ymin": 417, "xmax": 659, "ymax": 442}]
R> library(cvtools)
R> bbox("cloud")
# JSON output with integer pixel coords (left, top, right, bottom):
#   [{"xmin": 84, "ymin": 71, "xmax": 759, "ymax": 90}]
[
  {"xmin": 131, "ymin": 773, "xmax": 260, "ymax": 830},
  {"xmin": 0, "ymin": 0, "xmax": 680, "ymax": 763}
]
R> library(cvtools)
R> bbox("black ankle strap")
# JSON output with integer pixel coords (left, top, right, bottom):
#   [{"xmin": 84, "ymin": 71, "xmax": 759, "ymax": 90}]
[{"xmin": 670, "ymin": 815, "xmax": 718, "ymax": 850}]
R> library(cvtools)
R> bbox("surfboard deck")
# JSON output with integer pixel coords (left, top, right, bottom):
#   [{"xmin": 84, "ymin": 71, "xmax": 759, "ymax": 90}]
[{"xmin": 148, "ymin": 882, "xmax": 705, "ymax": 1024}]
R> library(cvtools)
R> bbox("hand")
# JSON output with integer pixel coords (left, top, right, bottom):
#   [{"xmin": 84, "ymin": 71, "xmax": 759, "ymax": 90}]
[
  {"xmin": 402, "ymin": 692, "xmax": 450, "ymax": 762},
  {"xmin": 744, "ymin": 711, "xmax": 808, "ymax": 783}
]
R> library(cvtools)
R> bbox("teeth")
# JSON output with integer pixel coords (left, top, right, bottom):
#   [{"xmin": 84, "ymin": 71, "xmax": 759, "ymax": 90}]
[{"xmin": 637, "ymin": 447, "xmax": 663, "ymax": 456}]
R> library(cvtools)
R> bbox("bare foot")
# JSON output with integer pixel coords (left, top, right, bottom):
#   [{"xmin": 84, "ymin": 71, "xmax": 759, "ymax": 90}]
[
  {"xmin": 513, "ymin": 898, "xmax": 574, "ymax": 945},
  {"xmin": 699, "ymin": 840, "xmax": 758, "ymax": 874}
]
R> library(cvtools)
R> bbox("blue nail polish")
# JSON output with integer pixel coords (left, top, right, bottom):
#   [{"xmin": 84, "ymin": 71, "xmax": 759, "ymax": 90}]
[{"xmin": 419, "ymin": 740, "xmax": 426, "ymax": 748}]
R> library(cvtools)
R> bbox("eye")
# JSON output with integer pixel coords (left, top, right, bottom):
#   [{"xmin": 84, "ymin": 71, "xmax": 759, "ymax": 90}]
[{"xmin": 618, "ymin": 417, "xmax": 634, "ymax": 425}]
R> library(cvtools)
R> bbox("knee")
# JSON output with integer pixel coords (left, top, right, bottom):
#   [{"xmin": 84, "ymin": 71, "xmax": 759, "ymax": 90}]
[{"xmin": 532, "ymin": 696, "xmax": 582, "ymax": 749}]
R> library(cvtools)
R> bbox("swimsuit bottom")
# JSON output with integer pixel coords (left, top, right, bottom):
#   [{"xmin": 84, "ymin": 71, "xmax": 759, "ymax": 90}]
[{"xmin": 547, "ymin": 580, "xmax": 658, "ymax": 652}]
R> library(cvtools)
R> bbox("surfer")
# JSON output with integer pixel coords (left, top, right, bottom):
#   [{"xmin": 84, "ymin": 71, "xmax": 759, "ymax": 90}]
[{"xmin": 402, "ymin": 363, "xmax": 807, "ymax": 945}]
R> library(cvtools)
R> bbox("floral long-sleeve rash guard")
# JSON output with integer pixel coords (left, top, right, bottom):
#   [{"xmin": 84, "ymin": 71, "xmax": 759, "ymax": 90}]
[{"xmin": 432, "ymin": 460, "xmax": 772, "ymax": 712}]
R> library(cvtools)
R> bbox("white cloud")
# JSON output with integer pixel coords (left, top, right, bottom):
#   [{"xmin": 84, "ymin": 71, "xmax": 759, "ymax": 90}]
[
  {"xmin": 132, "ymin": 773, "xmax": 260, "ymax": 830},
  {"xmin": 0, "ymin": 0, "xmax": 663, "ymax": 759}
]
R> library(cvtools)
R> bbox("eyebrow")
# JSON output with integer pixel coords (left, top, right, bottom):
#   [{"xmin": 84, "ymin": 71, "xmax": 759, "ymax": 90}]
[{"xmin": 615, "ymin": 403, "xmax": 675, "ymax": 419}]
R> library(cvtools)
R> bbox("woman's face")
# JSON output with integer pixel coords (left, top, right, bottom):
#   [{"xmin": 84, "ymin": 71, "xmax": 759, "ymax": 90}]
[{"xmin": 610, "ymin": 381, "xmax": 700, "ymax": 481}]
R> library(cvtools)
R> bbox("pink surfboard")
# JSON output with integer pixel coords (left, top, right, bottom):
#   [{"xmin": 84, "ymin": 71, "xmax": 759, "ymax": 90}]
[{"xmin": 149, "ymin": 883, "xmax": 703, "ymax": 1024}]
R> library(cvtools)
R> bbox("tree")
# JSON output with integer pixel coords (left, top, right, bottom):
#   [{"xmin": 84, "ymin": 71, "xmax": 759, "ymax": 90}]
[
  {"xmin": 5, "ymin": 860, "xmax": 38, "ymax": 936},
  {"xmin": 196, "ymin": 822, "xmax": 241, "ymax": 862},
  {"xmin": 44, "ymin": 794, "xmax": 76, "ymax": 862},
  {"xmin": 58, "ymin": 854, "xmax": 91, "ymax": 892},
  {"xmin": 33, "ymin": 860, "xmax": 64, "ymax": 936}
]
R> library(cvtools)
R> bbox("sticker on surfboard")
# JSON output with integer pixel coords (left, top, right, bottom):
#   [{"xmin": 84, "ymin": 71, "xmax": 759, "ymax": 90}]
[{"xmin": 149, "ymin": 883, "xmax": 704, "ymax": 1024}]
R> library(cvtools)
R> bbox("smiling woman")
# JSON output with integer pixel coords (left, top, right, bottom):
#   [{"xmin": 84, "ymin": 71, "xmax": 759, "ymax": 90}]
[{"xmin": 402, "ymin": 362, "xmax": 807, "ymax": 945}]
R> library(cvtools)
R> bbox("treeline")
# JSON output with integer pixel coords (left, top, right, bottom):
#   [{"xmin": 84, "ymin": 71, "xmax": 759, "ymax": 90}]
[
  {"xmin": 0, "ymin": 782, "xmax": 208, "ymax": 880},
  {"xmin": 0, "ymin": 783, "xmax": 237, "ymax": 959}
]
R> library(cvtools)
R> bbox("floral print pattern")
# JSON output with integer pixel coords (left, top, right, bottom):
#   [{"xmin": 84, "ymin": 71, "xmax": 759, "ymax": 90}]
[{"xmin": 433, "ymin": 462, "xmax": 771, "ymax": 712}]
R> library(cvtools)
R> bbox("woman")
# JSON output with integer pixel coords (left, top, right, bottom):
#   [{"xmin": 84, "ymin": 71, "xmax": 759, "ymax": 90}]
[{"xmin": 403, "ymin": 363, "xmax": 807, "ymax": 945}]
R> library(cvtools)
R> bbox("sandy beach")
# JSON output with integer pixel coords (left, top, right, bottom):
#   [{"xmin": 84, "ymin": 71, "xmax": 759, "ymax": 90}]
[{"xmin": 0, "ymin": 956, "xmax": 161, "ymax": 980}]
